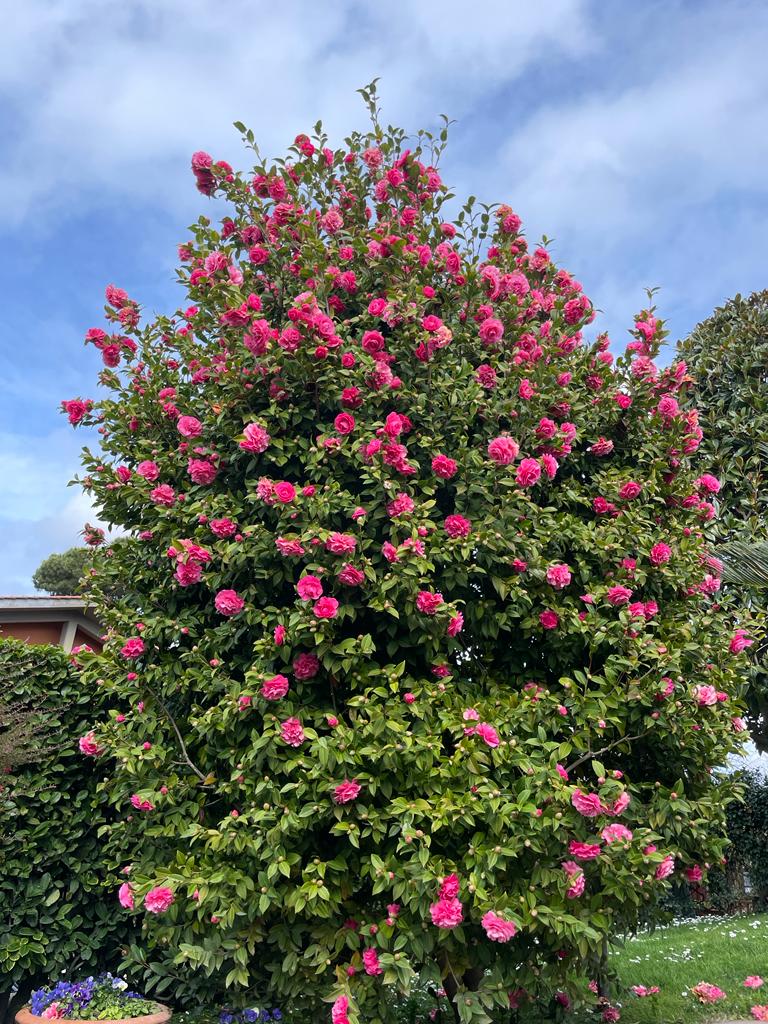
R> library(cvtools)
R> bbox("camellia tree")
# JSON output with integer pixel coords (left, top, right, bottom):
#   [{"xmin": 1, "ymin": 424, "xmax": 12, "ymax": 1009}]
[{"xmin": 66, "ymin": 87, "xmax": 755, "ymax": 1023}]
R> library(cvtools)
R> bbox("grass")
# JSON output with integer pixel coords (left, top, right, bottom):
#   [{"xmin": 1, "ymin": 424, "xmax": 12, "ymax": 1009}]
[{"xmin": 593, "ymin": 913, "xmax": 768, "ymax": 1023}]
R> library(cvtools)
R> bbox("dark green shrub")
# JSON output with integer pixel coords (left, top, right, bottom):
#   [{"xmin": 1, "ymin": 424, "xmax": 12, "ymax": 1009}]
[{"xmin": 0, "ymin": 639, "xmax": 135, "ymax": 1022}]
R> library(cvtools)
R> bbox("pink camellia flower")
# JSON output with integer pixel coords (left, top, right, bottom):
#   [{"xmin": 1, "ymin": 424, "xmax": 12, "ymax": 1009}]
[
  {"xmin": 261, "ymin": 674, "xmax": 289, "ymax": 700},
  {"xmin": 475, "ymin": 722, "xmax": 500, "ymax": 747},
  {"xmin": 751, "ymin": 1006, "xmax": 768, "ymax": 1021},
  {"xmin": 118, "ymin": 882, "xmax": 134, "ymax": 909},
  {"xmin": 387, "ymin": 492, "xmax": 414, "ymax": 517},
  {"xmin": 130, "ymin": 794, "xmax": 154, "ymax": 812},
  {"xmin": 175, "ymin": 561, "xmax": 203, "ymax": 587},
  {"xmin": 686, "ymin": 865, "xmax": 704, "ymax": 883},
  {"xmin": 240, "ymin": 422, "xmax": 271, "ymax": 453},
  {"xmin": 569, "ymin": 841, "xmax": 601, "ymax": 860},
  {"xmin": 313, "ymin": 596, "xmax": 339, "ymax": 619},
  {"xmin": 539, "ymin": 610, "xmax": 559, "ymax": 630},
  {"xmin": 136, "ymin": 460, "xmax": 160, "ymax": 481},
  {"xmin": 612, "ymin": 791, "xmax": 631, "ymax": 815},
  {"xmin": 326, "ymin": 532, "xmax": 357, "ymax": 554},
  {"xmin": 177, "ymin": 415, "xmax": 203, "ymax": 438},
  {"xmin": 618, "ymin": 480, "xmax": 642, "ymax": 500},
  {"xmin": 144, "ymin": 885, "xmax": 175, "ymax": 914},
  {"xmin": 362, "ymin": 947, "xmax": 383, "ymax": 975},
  {"xmin": 481, "ymin": 911, "xmax": 518, "ymax": 942},
  {"xmin": 649, "ymin": 542, "xmax": 672, "ymax": 565},
  {"xmin": 733, "ymin": 716, "xmax": 747, "ymax": 732},
  {"xmin": 444, "ymin": 514, "xmax": 471, "ymax": 538},
  {"xmin": 605, "ymin": 585, "xmax": 632, "ymax": 606},
  {"xmin": 695, "ymin": 473, "xmax": 721, "ymax": 494},
  {"xmin": 556, "ymin": 764, "xmax": 569, "ymax": 781},
  {"xmin": 745, "ymin": 977, "xmax": 765, "ymax": 989},
  {"xmin": 572, "ymin": 789, "xmax": 605, "ymax": 818},
  {"xmin": 333, "ymin": 779, "xmax": 362, "ymax": 804},
  {"xmin": 691, "ymin": 982, "xmax": 726, "ymax": 1004},
  {"xmin": 541, "ymin": 453, "xmax": 559, "ymax": 480},
  {"xmin": 334, "ymin": 413, "xmax": 356, "ymax": 435},
  {"xmin": 120, "ymin": 637, "xmax": 145, "ymax": 659},
  {"xmin": 447, "ymin": 613, "xmax": 464, "ymax": 636},
  {"xmin": 487, "ymin": 436, "xmax": 519, "ymax": 465},
  {"xmin": 655, "ymin": 854, "xmax": 675, "ymax": 879},
  {"xmin": 439, "ymin": 874, "xmax": 460, "ymax": 898},
  {"xmin": 273, "ymin": 481, "xmax": 296, "ymax": 504},
  {"xmin": 280, "ymin": 717, "xmax": 305, "ymax": 747},
  {"xmin": 416, "ymin": 590, "xmax": 443, "ymax": 614},
  {"xmin": 562, "ymin": 861, "xmax": 586, "ymax": 898},
  {"xmin": 62, "ymin": 398, "xmax": 93, "ymax": 425},
  {"xmin": 432, "ymin": 454, "xmax": 458, "ymax": 478},
  {"xmin": 463, "ymin": 708, "xmax": 480, "ymax": 721},
  {"xmin": 331, "ymin": 995, "xmax": 351, "ymax": 1024},
  {"xmin": 297, "ymin": 575, "xmax": 324, "ymax": 600},
  {"xmin": 430, "ymin": 896, "xmax": 463, "ymax": 929},
  {"xmin": 187, "ymin": 458, "xmax": 218, "ymax": 485},
  {"xmin": 79, "ymin": 731, "xmax": 104, "ymax": 757},
  {"xmin": 631, "ymin": 986, "xmax": 660, "ymax": 997},
  {"xmin": 601, "ymin": 824, "xmax": 634, "ymax": 844},
  {"xmin": 215, "ymin": 589, "xmax": 245, "ymax": 616},
  {"xmin": 293, "ymin": 652, "xmax": 320, "ymax": 679},
  {"xmin": 151, "ymin": 484, "xmax": 176, "ymax": 506},
  {"xmin": 210, "ymin": 517, "xmax": 237, "ymax": 537},
  {"xmin": 516, "ymin": 458, "xmax": 542, "ymax": 487},
  {"xmin": 274, "ymin": 624, "xmax": 287, "ymax": 646},
  {"xmin": 694, "ymin": 684, "xmax": 718, "ymax": 707},
  {"xmin": 546, "ymin": 564, "xmax": 572, "ymax": 589},
  {"xmin": 479, "ymin": 317, "xmax": 504, "ymax": 345},
  {"xmin": 731, "ymin": 629, "xmax": 754, "ymax": 653},
  {"xmin": 41, "ymin": 1005, "xmax": 62, "ymax": 1020}
]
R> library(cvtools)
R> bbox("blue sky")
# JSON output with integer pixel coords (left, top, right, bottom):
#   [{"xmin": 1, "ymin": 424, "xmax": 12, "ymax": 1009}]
[{"xmin": 2, "ymin": 0, "xmax": 768, "ymax": 593}]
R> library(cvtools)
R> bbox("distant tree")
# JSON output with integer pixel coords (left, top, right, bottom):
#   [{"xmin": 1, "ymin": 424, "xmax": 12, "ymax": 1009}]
[
  {"xmin": 678, "ymin": 289, "xmax": 768, "ymax": 535},
  {"xmin": 32, "ymin": 547, "xmax": 91, "ymax": 595},
  {"xmin": 679, "ymin": 290, "xmax": 768, "ymax": 749}
]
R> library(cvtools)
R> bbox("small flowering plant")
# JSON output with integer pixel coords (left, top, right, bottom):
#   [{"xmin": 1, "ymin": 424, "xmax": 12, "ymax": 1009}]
[
  {"xmin": 28, "ymin": 974, "xmax": 160, "ymax": 1020},
  {"xmin": 219, "ymin": 1010, "xmax": 282, "ymax": 1023},
  {"xmin": 69, "ymin": 82, "xmax": 754, "ymax": 1020}
]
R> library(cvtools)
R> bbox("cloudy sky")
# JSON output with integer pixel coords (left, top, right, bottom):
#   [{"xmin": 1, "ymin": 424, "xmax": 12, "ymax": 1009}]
[{"xmin": 1, "ymin": 0, "xmax": 767, "ymax": 593}]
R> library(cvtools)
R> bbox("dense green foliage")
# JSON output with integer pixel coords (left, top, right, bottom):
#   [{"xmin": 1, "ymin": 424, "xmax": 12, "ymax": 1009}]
[
  {"xmin": 32, "ymin": 547, "xmax": 91, "ymax": 595},
  {"xmin": 723, "ymin": 771, "xmax": 768, "ymax": 910},
  {"xmin": 0, "ymin": 639, "xmax": 135, "ymax": 1021},
  {"xmin": 678, "ymin": 290, "xmax": 768, "ymax": 536},
  {"xmin": 679, "ymin": 291, "xmax": 768, "ymax": 750},
  {"xmin": 67, "ymin": 93, "xmax": 751, "ymax": 1023}
]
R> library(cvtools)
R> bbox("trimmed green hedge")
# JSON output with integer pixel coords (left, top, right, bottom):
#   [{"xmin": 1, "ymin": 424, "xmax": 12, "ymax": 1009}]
[{"xmin": 0, "ymin": 638, "xmax": 135, "ymax": 1020}]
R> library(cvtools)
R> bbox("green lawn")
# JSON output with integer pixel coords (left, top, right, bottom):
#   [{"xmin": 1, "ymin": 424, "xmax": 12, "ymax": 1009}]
[{"xmin": 597, "ymin": 913, "xmax": 768, "ymax": 1023}]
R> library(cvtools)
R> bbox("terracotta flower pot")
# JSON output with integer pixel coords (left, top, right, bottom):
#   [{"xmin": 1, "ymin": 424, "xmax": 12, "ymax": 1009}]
[{"xmin": 16, "ymin": 1006, "xmax": 171, "ymax": 1024}]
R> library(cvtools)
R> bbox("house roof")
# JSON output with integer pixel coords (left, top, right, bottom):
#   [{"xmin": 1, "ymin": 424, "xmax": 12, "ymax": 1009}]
[
  {"xmin": 0, "ymin": 595, "xmax": 104, "ymax": 648},
  {"xmin": 0, "ymin": 595, "xmax": 93, "ymax": 611}
]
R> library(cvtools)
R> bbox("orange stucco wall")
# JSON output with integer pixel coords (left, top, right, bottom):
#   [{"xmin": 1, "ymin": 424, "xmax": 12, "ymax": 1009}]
[{"xmin": 0, "ymin": 621, "xmax": 63, "ymax": 645}]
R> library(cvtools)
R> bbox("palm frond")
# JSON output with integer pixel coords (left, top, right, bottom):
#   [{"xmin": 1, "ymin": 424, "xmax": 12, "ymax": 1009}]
[{"xmin": 719, "ymin": 539, "xmax": 768, "ymax": 588}]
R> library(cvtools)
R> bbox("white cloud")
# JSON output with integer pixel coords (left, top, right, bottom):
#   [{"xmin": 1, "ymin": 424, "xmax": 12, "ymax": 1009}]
[
  {"xmin": 0, "ymin": 0, "xmax": 592, "ymax": 225},
  {"xmin": 497, "ymin": 14, "xmax": 768, "ymax": 240},
  {"xmin": 0, "ymin": 425, "xmax": 120, "ymax": 592}
]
